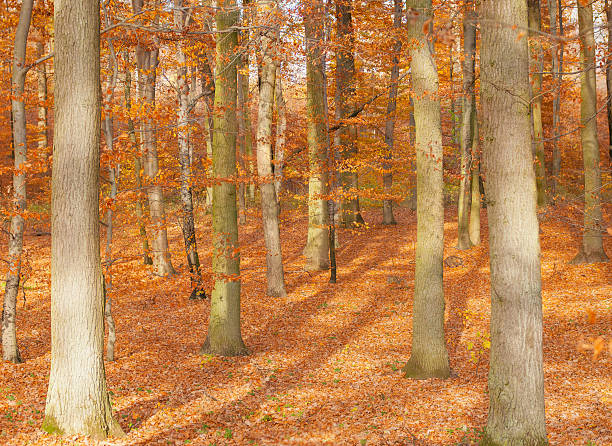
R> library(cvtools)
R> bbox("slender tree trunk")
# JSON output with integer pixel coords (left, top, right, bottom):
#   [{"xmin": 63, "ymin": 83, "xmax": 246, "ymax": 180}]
[
  {"xmin": 457, "ymin": 0, "xmax": 476, "ymax": 250},
  {"xmin": 200, "ymin": 0, "xmax": 248, "ymax": 357},
  {"xmin": 402, "ymin": 0, "xmax": 450, "ymax": 380},
  {"xmin": 549, "ymin": 0, "xmax": 561, "ymax": 199},
  {"xmin": 2, "ymin": 0, "xmax": 33, "ymax": 364},
  {"xmin": 469, "ymin": 119, "xmax": 481, "ymax": 246},
  {"xmin": 336, "ymin": 0, "xmax": 363, "ymax": 227},
  {"xmin": 198, "ymin": 31, "xmax": 216, "ymax": 213},
  {"xmin": 237, "ymin": 63, "xmax": 248, "ymax": 225},
  {"xmin": 255, "ymin": 0, "xmax": 286, "ymax": 297},
  {"xmin": 551, "ymin": 0, "xmax": 564, "ymax": 196},
  {"xmin": 35, "ymin": 40, "xmax": 48, "ymax": 157},
  {"xmin": 571, "ymin": 1, "xmax": 609, "ymax": 264},
  {"xmin": 43, "ymin": 0, "xmax": 123, "ymax": 437},
  {"xmin": 133, "ymin": 0, "xmax": 175, "ymax": 276},
  {"xmin": 382, "ymin": 0, "xmax": 402, "ymax": 226},
  {"xmin": 528, "ymin": 0, "xmax": 547, "ymax": 207},
  {"xmin": 274, "ymin": 65, "xmax": 286, "ymax": 200},
  {"xmin": 606, "ymin": 1, "xmax": 612, "ymax": 165},
  {"xmin": 175, "ymin": 0, "xmax": 205, "ymax": 299},
  {"xmin": 480, "ymin": 0, "xmax": 547, "ymax": 443},
  {"xmin": 125, "ymin": 55, "xmax": 153, "ymax": 265},
  {"xmin": 242, "ymin": 0, "xmax": 256, "ymax": 204},
  {"xmin": 303, "ymin": 0, "xmax": 330, "ymax": 271}
]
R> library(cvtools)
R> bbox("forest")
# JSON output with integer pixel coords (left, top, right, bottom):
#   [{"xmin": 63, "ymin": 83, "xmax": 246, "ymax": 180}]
[{"xmin": 0, "ymin": 0, "xmax": 610, "ymax": 444}]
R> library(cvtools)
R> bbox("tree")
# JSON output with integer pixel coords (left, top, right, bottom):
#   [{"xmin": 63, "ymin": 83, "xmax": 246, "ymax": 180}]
[
  {"xmin": 606, "ymin": 0, "xmax": 612, "ymax": 164},
  {"xmin": 303, "ymin": 0, "xmax": 330, "ymax": 271},
  {"xmin": 335, "ymin": 0, "xmax": 363, "ymax": 227},
  {"xmin": 469, "ymin": 120, "xmax": 481, "ymax": 246},
  {"xmin": 255, "ymin": 0, "xmax": 287, "ymax": 297},
  {"xmin": 200, "ymin": 0, "xmax": 248, "ymax": 357},
  {"xmin": 402, "ymin": 0, "xmax": 450, "ymax": 380},
  {"xmin": 382, "ymin": 0, "xmax": 402, "ymax": 226},
  {"xmin": 528, "ymin": 0, "xmax": 547, "ymax": 207},
  {"xmin": 174, "ymin": 0, "xmax": 206, "ymax": 299},
  {"xmin": 571, "ymin": 0, "xmax": 609, "ymax": 264},
  {"xmin": 456, "ymin": 0, "xmax": 477, "ymax": 250},
  {"xmin": 133, "ymin": 0, "xmax": 175, "ymax": 277},
  {"xmin": 42, "ymin": 0, "xmax": 123, "ymax": 437},
  {"xmin": 549, "ymin": 0, "xmax": 562, "ymax": 198},
  {"xmin": 2, "ymin": 0, "xmax": 34, "ymax": 364},
  {"xmin": 274, "ymin": 64, "xmax": 287, "ymax": 200},
  {"xmin": 480, "ymin": 0, "xmax": 547, "ymax": 443}
]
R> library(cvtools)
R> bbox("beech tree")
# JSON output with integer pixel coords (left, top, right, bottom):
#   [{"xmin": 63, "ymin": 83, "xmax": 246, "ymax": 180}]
[
  {"xmin": 42, "ymin": 0, "xmax": 123, "ymax": 437},
  {"xmin": 571, "ymin": 0, "xmax": 609, "ymax": 264},
  {"xmin": 481, "ymin": 0, "xmax": 547, "ymax": 442},
  {"xmin": 200, "ymin": 0, "xmax": 248, "ymax": 357},
  {"xmin": 402, "ymin": 0, "xmax": 450, "ymax": 380},
  {"xmin": 2, "ymin": 0, "xmax": 33, "ymax": 364}
]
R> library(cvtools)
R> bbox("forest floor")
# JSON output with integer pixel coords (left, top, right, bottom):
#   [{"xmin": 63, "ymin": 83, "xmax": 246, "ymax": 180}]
[{"xmin": 0, "ymin": 203, "xmax": 610, "ymax": 445}]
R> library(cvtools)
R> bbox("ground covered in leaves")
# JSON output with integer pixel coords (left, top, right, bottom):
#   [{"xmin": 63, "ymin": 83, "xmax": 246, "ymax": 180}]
[{"xmin": 0, "ymin": 204, "xmax": 610, "ymax": 445}]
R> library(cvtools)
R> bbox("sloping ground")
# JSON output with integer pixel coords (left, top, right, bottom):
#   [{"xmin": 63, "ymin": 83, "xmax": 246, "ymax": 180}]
[{"xmin": 0, "ymin": 204, "xmax": 610, "ymax": 445}]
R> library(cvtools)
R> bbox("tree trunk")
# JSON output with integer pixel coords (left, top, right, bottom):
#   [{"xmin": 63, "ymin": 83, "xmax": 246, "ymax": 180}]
[
  {"xmin": 255, "ymin": 0, "xmax": 286, "ymax": 297},
  {"xmin": 200, "ymin": 0, "xmax": 248, "ymax": 357},
  {"xmin": 237, "ymin": 61, "xmax": 248, "ymax": 225},
  {"xmin": 528, "ymin": 0, "xmax": 547, "ymax": 207},
  {"xmin": 468, "ymin": 119, "xmax": 481, "ymax": 246},
  {"xmin": 175, "ymin": 0, "xmax": 205, "ymax": 299},
  {"xmin": 35, "ymin": 40, "xmax": 48, "ymax": 157},
  {"xmin": 43, "ymin": 0, "xmax": 123, "ymax": 437},
  {"xmin": 133, "ymin": 0, "xmax": 175, "ymax": 277},
  {"xmin": 402, "ymin": 0, "xmax": 450, "ymax": 380},
  {"xmin": 124, "ymin": 54, "xmax": 153, "ymax": 265},
  {"xmin": 382, "ymin": 0, "xmax": 402, "ymax": 226},
  {"xmin": 571, "ymin": 1, "xmax": 609, "ymax": 264},
  {"xmin": 456, "ymin": 0, "xmax": 476, "ymax": 250},
  {"xmin": 480, "ymin": 0, "xmax": 547, "ymax": 443},
  {"xmin": 606, "ymin": 1, "xmax": 612, "ymax": 165},
  {"xmin": 274, "ymin": 65, "xmax": 286, "ymax": 200},
  {"xmin": 2, "ymin": 0, "xmax": 33, "ymax": 364},
  {"xmin": 303, "ymin": 0, "xmax": 330, "ymax": 271},
  {"xmin": 242, "ymin": 0, "xmax": 256, "ymax": 204},
  {"xmin": 549, "ymin": 0, "xmax": 561, "ymax": 199},
  {"xmin": 406, "ymin": 96, "xmax": 417, "ymax": 211},
  {"xmin": 336, "ymin": 0, "xmax": 363, "ymax": 227}
]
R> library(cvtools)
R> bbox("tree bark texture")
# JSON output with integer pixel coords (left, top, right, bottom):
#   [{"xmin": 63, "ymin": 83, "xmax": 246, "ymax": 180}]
[
  {"xmin": 2, "ymin": 0, "xmax": 33, "ymax": 364},
  {"xmin": 456, "ymin": 0, "xmax": 476, "ymax": 250},
  {"xmin": 274, "ymin": 65, "xmax": 287, "ymax": 200},
  {"xmin": 43, "ymin": 0, "xmax": 123, "ymax": 437},
  {"xmin": 571, "ymin": 1, "xmax": 609, "ymax": 264},
  {"xmin": 548, "ymin": 0, "xmax": 561, "ymax": 198},
  {"xmin": 382, "ymin": 0, "xmax": 402, "ymax": 226},
  {"xmin": 480, "ymin": 0, "xmax": 547, "ymax": 443},
  {"xmin": 469, "ymin": 120, "xmax": 481, "ymax": 246},
  {"xmin": 402, "ymin": 0, "xmax": 450, "ymax": 380},
  {"xmin": 303, "ymin": 0, "xmax": 330, "ymax": 271},
  {"xmin": 200, "ymin": 0, "xmax": 248, "ymax": 357},
  {"xmin": 35, "ymin": 40, "xmax": 48, "ymax": 156}
]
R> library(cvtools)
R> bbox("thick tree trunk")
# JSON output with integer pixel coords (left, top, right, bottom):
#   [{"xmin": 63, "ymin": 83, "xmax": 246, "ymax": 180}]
[
  {"xmin": 606, "ymin": 1, "xmax": 612, "ymax": 165},
  {"xmin": 43, "ymin": 0, "xmax": 123, "ymax": 437},
  {"xmin": 255, "ymin": 1, "xmax": 286, "ymax": 297},
  {"xmin": 402, "ymin": 0, "xmax": 450, "ymax": 380},
  {"xmin": 175, "ymin": 0, "xmax": 205, "ymax": 299},
  {"xmin": 200, "ymin": 0, "xmax": 248, "ymax": 357},
  {"xmin": 133, "ymin": 0, "xmax": 175, "ymax": 277},
  {"xmin": 528, "ymin": 0, "xmax": 547, "ymax": 207},
  {"xmin": 303, "ymin": 0, "xmax": 330, "ymax": 271},
  {"xmin": 456, "ymin": 0, "xmax": 476, "ymax": 250},
  {"xmin": 335, "ymin": 0, "xmax": 363, "ymax": 227},
  {"xmin": 406, "ymin": 96, "xmax": 417, "ymax": 211},
  {"xmin": 382, "ymin": 0, "xmax": 402, "ymax": 226},
  {"xmin": 2, "ymin": 0, "xmax": 33, "ymax": 364},
  {"xmin": 480, "ymin": 0, "xmax": 547, "ymax": 443},
  {"xmin": 468, "ymin": 120, "xmax": 481, "ymax": 246},
  {"xmin": 274, "ymin": 65, "xmax": 286, "ymax": 200},
  {"xmin": 571, "ymin": 2, "xmax": 609, "ymax": 264},
  {"xmin": 549, "ymin": 0, "xmax": 562, "ymax": 199},
  {"xmin": 35, "ymin": 40, "xmax": 48, "ymax": 157}
]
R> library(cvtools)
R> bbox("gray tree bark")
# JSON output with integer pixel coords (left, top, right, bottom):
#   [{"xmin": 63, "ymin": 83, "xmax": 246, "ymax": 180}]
[
  {"xmin": 35, "ymin": 40, "xmax": 48, "ymax": 157},
  {"xmin": 480, "ymin": 0, "xmax": 547, "ymax": 443},
  {"xmin": 200, "ymin": 0, "xmax": 248, "ymax": 356},
  {"xmin": 255, "ymin": 0, "xmax": 287, "ymax": 297},
  {"xmin": 382, "ymin": 0, "xmax": 402, "ymax": 226},
  {"xmin": 42, "ymin": 0, "xmax": 123, "ymax": 437},
  {"xmin": 303, "ymin": 0, "xmax": 330, "ymax": 271},
  {"xmin": 571, "ymin": 1, "xmax": 609, "ymax": 264},
  {"xmin": 274, "ymin": 65, "xmax": 286, "ymax": 200},
  {"xmin": 549, "ymin": 0, "xmax": 562, "ymax": 199},
  {"xmin": 402, "ymin": 0, "xmax": 450, "ymax": 380},
  {"xmin": 468, "ymin": 120, "xmax": 481, "ymax": 246},
  {"xmin": 2, "ymin": 0, "xmax": 33, "ymax": 364},
  {"xmin": 456, "ymin": 0, "xmax": 477, "ymax": 250}
]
